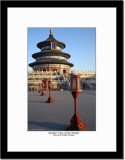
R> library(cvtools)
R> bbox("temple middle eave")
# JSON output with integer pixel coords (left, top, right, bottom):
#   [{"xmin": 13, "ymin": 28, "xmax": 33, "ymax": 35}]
[{"xmin": 32, "ymin": 50, "xmax": 71, "ymax": 59}]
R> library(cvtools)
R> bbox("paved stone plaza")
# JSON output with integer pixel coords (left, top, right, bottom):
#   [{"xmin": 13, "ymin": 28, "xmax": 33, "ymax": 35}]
[{"xmin": 28, "ymin": 90, "xmax": 96, "ymax": 131}]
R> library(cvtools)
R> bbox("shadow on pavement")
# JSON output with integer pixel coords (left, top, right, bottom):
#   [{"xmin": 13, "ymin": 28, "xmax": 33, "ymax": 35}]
[
  {"xmin": 29, "ymin": 101, "xmax": 46, "ymax": 103},
  {"xmin": 28, "ymin": 121, "xmax": 66, "ymax": 131},
  {"xmin": 32, "ymin": 95, "xmax": 42, "ymax": 96},
  {"xmin": 82, "ymin": 92, "xmax": 96, "ymax": 95}
]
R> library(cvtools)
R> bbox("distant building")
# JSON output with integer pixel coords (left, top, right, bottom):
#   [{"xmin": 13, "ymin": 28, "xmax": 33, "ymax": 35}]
[{"xmin": 71, "ymin": 70, "xmax": 95, "ymax": 79}]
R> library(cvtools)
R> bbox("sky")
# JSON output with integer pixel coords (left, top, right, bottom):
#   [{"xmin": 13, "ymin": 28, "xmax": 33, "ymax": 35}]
[{"xmin": 28, "ymin": 28, "xmax": 96, "ymax": 72}]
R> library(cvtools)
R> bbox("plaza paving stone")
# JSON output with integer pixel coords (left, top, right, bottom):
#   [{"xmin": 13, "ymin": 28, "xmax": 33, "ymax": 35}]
[{"xmin": 28, "ymin": 90, "xmax": 96, "ymax": 131}]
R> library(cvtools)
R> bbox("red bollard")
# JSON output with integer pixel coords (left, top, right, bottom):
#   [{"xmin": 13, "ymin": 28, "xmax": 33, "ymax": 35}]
[
  {"xmin": 40, "ymin": 89, "xmax": 45, "ymax": 96},
  {"xmin": 66, "ymin": 75, "xmax": 86, "ymax": 131},
  {"xmin": 46, "ymin": 80, "xmax": 54, "ymax": 103},
  {"xmin": 40, "ymin": 82, "xmax": 46, "ymax": 96}
]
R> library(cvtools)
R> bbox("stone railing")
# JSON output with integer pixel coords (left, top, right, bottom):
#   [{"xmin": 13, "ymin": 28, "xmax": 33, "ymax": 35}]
[
  {"xmin": 28, "ymin": 75, "xmax": 57, "ymax": 79},
  {"xmin": 28, "ymin": 70, "xmax": 96, "ymax": 81},
  {"xmin": 71, "ymin": 70, "xmax": 95, "ymax": 74},
  {"xmin": 28, "ymin": 71, "xmax": 60, "ymax": 75}
]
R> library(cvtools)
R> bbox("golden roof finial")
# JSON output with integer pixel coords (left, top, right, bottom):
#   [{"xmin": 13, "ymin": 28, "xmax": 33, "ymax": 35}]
[{"xmin": 50, "ymin": 29, "xmax": 53, "ymax": 34}]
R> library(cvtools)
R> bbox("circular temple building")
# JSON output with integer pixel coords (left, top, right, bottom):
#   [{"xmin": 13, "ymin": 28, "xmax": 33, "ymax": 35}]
[{"xmin": 29, "ymin": 29, "xmax": 74, "ymax": 74}]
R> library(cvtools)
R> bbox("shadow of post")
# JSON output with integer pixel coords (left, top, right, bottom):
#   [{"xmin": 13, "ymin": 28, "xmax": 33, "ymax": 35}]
[{"xmin": 28, "ymin": 121, "xmax": 67, "ymax": 131}]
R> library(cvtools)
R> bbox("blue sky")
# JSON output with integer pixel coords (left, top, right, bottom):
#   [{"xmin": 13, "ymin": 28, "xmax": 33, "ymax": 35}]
[{"xmin": 28, "ymin": 28, "xmax": 96, "ymax": 72}]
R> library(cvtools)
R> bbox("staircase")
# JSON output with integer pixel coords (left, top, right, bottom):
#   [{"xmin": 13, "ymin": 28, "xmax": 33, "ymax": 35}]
[{"xmin": 82, "ymin": 80, "xmax": 95, "ymax": 90}]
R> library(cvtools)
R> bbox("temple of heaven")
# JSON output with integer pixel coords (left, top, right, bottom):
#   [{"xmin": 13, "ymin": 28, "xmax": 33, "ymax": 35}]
[{"xmin": 29, "ymin": 29, "xmax": 74, "ymax": 74}]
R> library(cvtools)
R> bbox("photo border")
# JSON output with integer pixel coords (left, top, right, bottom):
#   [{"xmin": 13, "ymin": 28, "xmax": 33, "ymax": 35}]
[{"xmin": 1, "ymin": 1, "xmax": 123, "ymax": 159}]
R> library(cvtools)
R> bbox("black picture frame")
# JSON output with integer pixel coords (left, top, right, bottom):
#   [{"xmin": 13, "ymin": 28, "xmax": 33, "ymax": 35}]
[{"xmin": 1, "ymin": 0, "xmax": 123, "ymax": 159}]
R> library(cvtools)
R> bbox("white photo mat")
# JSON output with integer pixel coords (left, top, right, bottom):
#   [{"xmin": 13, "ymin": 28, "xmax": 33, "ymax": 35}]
[{"xmin": 7, "ymin": 7, "xmax": 116, "ymax": 152}]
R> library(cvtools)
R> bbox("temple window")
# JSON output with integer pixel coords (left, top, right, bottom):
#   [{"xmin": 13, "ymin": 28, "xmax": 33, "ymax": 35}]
[
  {"xmin": 41, "ymin": 45, "xmax": 50, "ymax": 51},
  {"xmin": 52, "ymin": 43, "xmax": 56, "ymax": 49}
]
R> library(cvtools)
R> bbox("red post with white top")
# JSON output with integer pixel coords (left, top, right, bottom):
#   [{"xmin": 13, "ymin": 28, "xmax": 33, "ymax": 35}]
[
  {"xmin": 46, "ymin": 80, "xmax": 54, "ymax": 103},
  {"xmin": 66, "ymin": 75, "xmax": 86, "ymax": 131}
]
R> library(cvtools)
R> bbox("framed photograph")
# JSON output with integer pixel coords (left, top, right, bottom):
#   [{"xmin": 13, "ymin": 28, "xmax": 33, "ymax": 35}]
[
  {"xmin": 1, "ymin": 0, "xmax": 123, "ymax": 159},
  {"xmin": 28, "ymin": 27, "xmax": 96, "ymax": 132}
]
